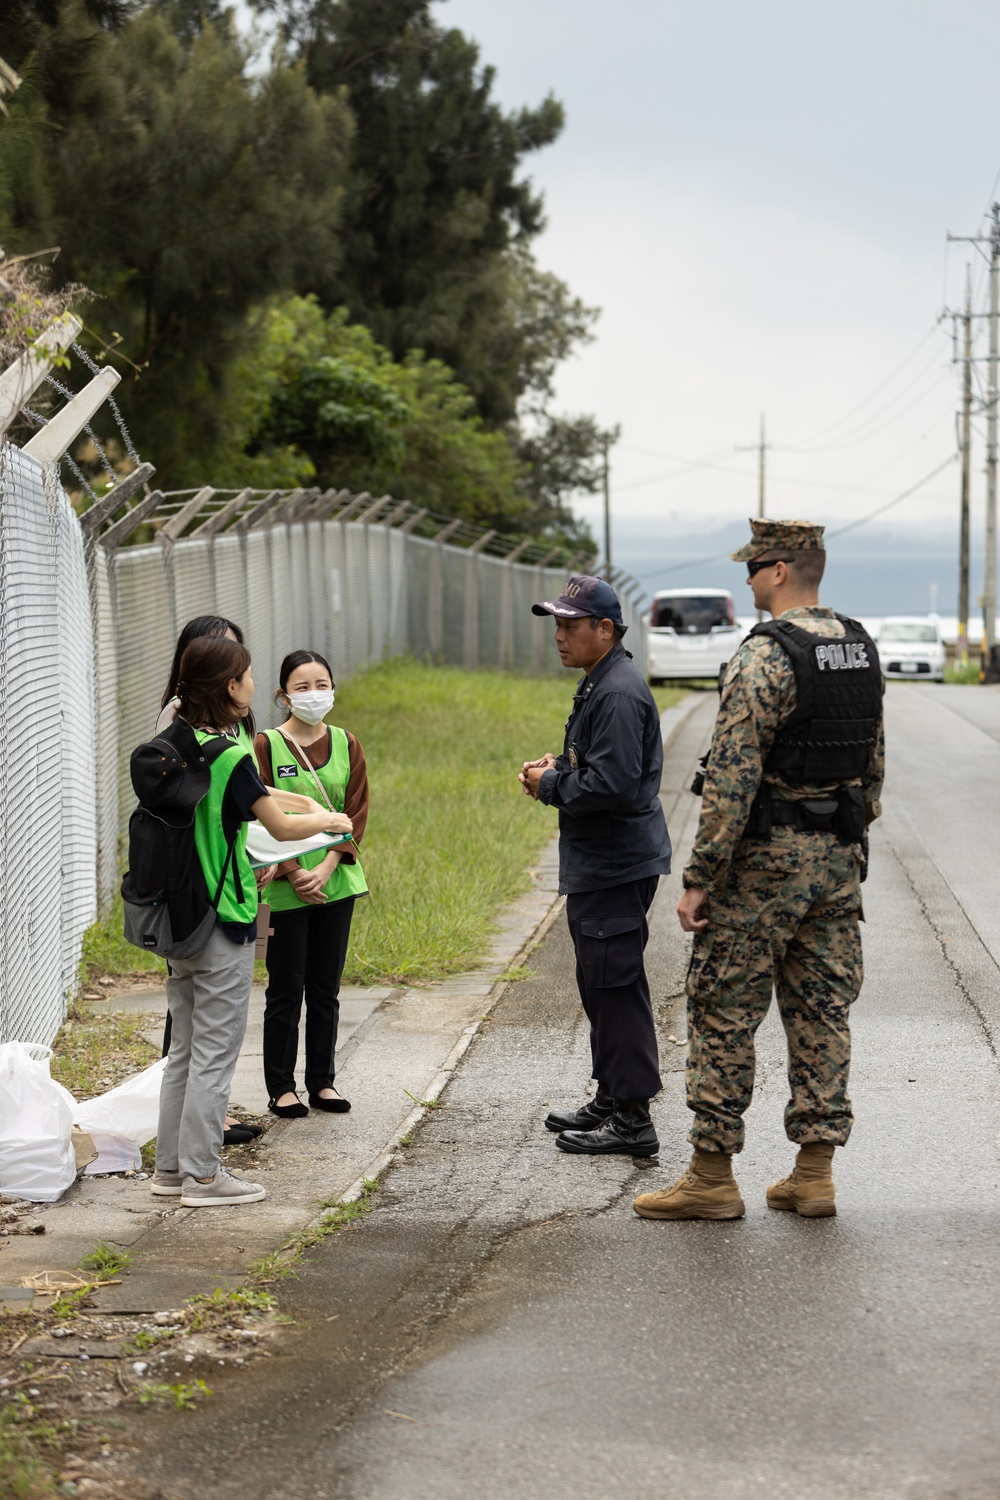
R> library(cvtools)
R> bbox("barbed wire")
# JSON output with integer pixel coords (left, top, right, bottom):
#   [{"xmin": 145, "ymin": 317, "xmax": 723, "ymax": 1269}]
[{"xmin": 71, "ymin": 342, "xmax": 143, "ymax": 470}]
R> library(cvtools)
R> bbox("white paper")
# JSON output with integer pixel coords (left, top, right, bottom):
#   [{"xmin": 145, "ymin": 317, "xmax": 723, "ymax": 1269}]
[{"xmin": 244, "ymin": 822, "xmax": 350, "ymax": 867}]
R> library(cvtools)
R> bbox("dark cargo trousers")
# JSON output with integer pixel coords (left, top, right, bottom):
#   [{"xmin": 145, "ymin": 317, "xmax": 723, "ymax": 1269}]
[{"xmin": 565, "ymin": 876, "xmax": 662, "ymax": 1102}]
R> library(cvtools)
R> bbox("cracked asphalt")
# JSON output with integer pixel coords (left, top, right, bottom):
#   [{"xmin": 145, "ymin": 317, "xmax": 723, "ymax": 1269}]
[{"xmin": 133, "ymin": 686, "xmax": 1000, "ymax": 1500}]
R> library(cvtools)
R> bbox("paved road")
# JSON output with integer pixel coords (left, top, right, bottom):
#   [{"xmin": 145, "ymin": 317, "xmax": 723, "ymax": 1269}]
[{"xmin": 136, "ymin": 685, "xmax": 1000, "ymax": 1500}]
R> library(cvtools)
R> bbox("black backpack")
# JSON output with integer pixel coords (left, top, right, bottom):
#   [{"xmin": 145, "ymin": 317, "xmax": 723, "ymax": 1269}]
[{"xmin": 121, "ymin": 718, "xmax": 239, "ymax": 960}]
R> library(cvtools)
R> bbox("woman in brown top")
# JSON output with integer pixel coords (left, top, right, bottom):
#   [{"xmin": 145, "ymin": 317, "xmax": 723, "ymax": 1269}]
[{"xmin": 254, "ymin": 650, "xmax": 370, "ymax": 1119}]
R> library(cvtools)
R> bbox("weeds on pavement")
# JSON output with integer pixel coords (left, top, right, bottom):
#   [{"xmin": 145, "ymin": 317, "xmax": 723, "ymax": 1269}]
[{"xmin": 79, "ymin": 1242, "xmax": 133, "ymax": 1279}]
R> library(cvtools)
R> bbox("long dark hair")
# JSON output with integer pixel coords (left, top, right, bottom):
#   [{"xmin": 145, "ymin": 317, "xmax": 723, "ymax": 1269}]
[
  {"xmin": 176, "ymin": 637, "xmax": 253, "ymax": 735},
  {"xmin": 162, "ymin": 616, "xmax": 245, "ymax": 708},
  {"xmin": 278, "ymin": 649, "xmax": 335, "ymax": 695}
]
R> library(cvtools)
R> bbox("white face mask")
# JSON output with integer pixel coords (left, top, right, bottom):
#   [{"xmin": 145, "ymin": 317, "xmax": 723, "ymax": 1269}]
[{"xmin": 287, "ymin": 688, "xmax": 334, "ymax": 725}]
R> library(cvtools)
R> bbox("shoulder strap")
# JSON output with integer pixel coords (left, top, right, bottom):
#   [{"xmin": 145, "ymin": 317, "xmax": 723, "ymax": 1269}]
[
  {"xmin": 210, "ymin": 830, "xmax": 240, "ymax": 911},
  {"xmin": 277, "ymin": 728, "xmax": 337, "ymax": 813}
]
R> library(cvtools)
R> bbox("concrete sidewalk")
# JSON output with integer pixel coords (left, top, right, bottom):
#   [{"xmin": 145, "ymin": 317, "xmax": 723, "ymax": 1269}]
[{"xmin": 0, "ymin": 692, "xmax": 705, "ymax": 1316}]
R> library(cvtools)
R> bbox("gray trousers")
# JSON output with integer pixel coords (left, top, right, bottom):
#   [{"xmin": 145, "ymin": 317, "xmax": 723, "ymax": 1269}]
[{"xmin": 156, "ymin": 925, "xmax": 255, "ymax": 1179}]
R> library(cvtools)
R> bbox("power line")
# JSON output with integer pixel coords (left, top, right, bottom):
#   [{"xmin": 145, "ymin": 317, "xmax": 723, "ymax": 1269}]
[
  {"xmin": 628, "ymin": 452, "xmax": 958, "ymax": 583},
  {"xmin": 779, "ymin": 342, "xmax": 950, "ymax": 454},
  {"xmin": 825, "ymin": 452, "xmax": 958, "ymax": 537},
  {"xmin": 778, "ymin": 324, "xmax": 940, "ymax": 450}
]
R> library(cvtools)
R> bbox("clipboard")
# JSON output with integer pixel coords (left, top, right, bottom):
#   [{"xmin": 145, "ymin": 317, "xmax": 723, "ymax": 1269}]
[{"xmin": 244, "ymin": 823, "xmax": 353, "ymax": 870}]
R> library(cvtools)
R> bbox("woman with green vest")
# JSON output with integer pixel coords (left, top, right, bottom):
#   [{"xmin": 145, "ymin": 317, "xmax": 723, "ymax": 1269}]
[
  {"xmin": 254, "ymin": 650, "xmax": 369, "ymax": 1119},
  {"xmin": 152, "ymin": 637, "xmax": 353, "ymax": 1208}
]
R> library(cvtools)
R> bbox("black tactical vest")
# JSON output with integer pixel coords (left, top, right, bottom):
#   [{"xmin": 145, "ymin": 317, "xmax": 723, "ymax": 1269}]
[{"xmin": 748, "ymin": 614, "xmax": 882, "ymax": 785}]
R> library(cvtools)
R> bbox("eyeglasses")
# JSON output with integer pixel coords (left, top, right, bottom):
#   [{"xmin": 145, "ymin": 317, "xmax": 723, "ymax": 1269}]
[{"xmin": 746, "ymin": 556, "xmax": 794, "ymax": 578}]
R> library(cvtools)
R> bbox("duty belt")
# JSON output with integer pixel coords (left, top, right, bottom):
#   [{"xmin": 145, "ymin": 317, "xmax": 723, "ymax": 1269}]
[
  {"xmin": 746, "ymin": 786, "xmax": 865, "ymax": 844},
  {"xmin": 769, "ymin": 798, "xmax": 839, "ymax": 831}
]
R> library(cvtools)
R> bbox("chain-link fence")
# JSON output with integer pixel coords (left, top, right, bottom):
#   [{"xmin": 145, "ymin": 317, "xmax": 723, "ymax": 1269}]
[
  {"xmin": 0, "ymin": 444, "xmax": 96, "ymax": 1045},
  {"xmin": 0, "ymin": 458, "xmax": 648, "ymax": 1044}
]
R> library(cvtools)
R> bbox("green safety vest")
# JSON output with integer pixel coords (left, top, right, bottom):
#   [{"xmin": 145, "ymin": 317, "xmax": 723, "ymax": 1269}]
[
  {"xmin": 262, "ymin": 726, "xmax": 368, "ymax": 911},
  {"xmin": 192, "ymin": 730, "xmax": 259, "ymax": 927}
]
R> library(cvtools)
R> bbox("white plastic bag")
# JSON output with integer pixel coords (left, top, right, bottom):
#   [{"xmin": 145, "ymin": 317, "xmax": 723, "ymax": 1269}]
[
  {"xmin": 83, "ymin": 1131, "xmax": 143, "ymax": 1175},
  {"xmin": 0, "ymin": 1041, "xmax": 77, "ymax": 1202},
  {"xmin": 73, "ymin": 1057, "xmax": 166, "ymax": 1147}
]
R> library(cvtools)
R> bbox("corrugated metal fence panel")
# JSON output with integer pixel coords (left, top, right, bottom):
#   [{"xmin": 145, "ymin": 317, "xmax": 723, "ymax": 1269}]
[
  {"xmin": 88, "ymin": 541, "xmax": 120, "ymax": 897},
  {"xmin": 211, "ymin": 534, "xmax": 248, "ymax": 630},
  {"xmin": 111, "ymin": 546, "xmax": 174, "ymax": 835},
  {"xmin": 170, "ymin": 539, "xmax": 213, "ymax": 636},
  {"xmin": 0, "ymin": 445, "xmax": 96, "ymax": 1044}
]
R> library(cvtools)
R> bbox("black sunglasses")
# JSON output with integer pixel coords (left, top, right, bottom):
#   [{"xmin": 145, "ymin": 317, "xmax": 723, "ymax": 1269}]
[{"xmin": 746, "ymin": 556, "xmax": 794, "ymax": 578}]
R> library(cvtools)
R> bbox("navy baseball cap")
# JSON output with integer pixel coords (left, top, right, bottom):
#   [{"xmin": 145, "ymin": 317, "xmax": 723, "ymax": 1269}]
[{"xmin": 531, "ymin": 574, "xmax": 625, "ymax": 627}]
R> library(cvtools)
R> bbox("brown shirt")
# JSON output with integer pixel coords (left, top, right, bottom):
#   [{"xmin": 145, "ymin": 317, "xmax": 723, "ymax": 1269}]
[{"xmin": 253, "ymin": 726, "xmax": 370, "ymax": 875}]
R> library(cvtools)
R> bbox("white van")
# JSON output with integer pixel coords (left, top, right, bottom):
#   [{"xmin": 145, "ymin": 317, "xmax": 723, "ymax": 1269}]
[
  {"xmin": 647, "ymin": 588, "xmax": 743, "ymax": 683},
  {"xmin": 878, "ymin": 616, "xmax": 946, "ymax": 682}
]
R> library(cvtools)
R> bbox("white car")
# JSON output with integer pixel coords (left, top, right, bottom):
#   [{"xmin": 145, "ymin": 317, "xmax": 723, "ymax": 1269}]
[
  {"xmin": 647, "ymin": 588, "xmax": 743, "ymax": 683},
  {"xmin": 878, "ymin": 616, "xmax": 946, "ymax": 682}
]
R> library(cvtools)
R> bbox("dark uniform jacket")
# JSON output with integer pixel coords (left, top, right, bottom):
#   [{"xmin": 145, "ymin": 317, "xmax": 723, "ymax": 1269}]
[{"xmin": 537, "ymin": 643, "xmax": 672, "ymax": 895}]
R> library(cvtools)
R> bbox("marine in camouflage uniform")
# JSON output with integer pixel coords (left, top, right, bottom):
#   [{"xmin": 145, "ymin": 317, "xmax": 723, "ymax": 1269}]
[{"xmin": 634, "ymin": 518, "xmax": 884, "ymax": 1222}]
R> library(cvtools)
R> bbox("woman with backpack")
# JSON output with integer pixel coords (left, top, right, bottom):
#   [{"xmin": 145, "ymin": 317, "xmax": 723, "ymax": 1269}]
[
  {"xmin": 253, "ymin": 650, "xmax": 369, "ymax": 1119},
  {"xmin": 157, "ymin": 616, "xmax": 262, "ymax": 1144},
  {"xmin": 150, "ymin": 636, "xmax": 353, "ymax": 1208}
]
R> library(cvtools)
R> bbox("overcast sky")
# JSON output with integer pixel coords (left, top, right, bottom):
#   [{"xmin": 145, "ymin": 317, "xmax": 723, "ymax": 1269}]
[{"xmin": 433, "ymin": 0, "xmax": 1000, "ymax": 605}]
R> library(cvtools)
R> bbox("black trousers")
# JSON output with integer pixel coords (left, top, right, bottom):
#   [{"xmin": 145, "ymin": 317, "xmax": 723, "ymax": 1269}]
[
  {"xmin": 262, "ymin": 898, "xmax": 357, "ymax": 1100},
  {"xmin": 565, "ymin": 876, "xmax": 662, "ymax": 1103}
]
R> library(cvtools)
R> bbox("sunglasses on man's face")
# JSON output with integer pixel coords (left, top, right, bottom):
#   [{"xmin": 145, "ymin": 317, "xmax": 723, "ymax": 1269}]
[{"xmin": 746, "ymin": 556, "xmax": 794, "ymax": 578}]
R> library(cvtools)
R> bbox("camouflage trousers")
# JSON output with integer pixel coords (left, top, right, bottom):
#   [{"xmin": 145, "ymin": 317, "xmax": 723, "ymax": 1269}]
[{"xmin": 686, "ymin": 828, "xmax": 864, "ymax": 1153}]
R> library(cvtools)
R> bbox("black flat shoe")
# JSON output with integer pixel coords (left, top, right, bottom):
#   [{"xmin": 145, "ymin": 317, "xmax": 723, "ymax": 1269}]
[
  {"xmin": 223, "ymin": 1125, "xmax": 255, "ymax": 1145},
  {"xmin": 268, "ymin": 1095, "xmax": 309, "ymax": 1118},
  {"xmin": 308, "ymin": 1090, "xmax": 351, "ymax": 1113},
  {"xmin": 231, "ymin": 1122, "xmax": 263, "ymax": 1139}
]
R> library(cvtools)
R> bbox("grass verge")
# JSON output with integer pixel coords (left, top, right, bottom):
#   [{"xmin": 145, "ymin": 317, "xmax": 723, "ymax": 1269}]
[{"xmin": 944, "ymin": 660, "xmax": 982, "ymax": 684}]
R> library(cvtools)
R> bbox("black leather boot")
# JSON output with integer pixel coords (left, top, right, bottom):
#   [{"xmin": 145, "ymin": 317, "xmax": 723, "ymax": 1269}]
[
  {"xmin": 555, "ymin": 1098, "xmax": 659, "ymax": 1158},
  {"xmin": 544, "ymin": 1086, "xmax": 614, "ymax": 1134}
]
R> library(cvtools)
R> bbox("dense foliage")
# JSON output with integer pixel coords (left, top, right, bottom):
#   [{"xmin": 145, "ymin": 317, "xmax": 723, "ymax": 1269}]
[{"xmin": 0, "ymin": 0, "xmax": 608, "ymax": 549}]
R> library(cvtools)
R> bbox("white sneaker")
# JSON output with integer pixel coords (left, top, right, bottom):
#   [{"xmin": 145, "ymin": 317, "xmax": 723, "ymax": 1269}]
[
  {"xmin": 179, "ymin": 1169, "xmax": 266, "ymax": 1207},
  {"xmin": 151, "ymin": 1169, "xmax": 183, "ymax": 1196}
]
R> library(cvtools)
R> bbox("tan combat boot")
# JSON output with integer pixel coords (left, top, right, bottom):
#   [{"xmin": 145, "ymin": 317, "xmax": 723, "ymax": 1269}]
[
  {"xmin": 633, "ymin": 1148, "xmax": 745, "ymax": 1221},
  {"xmin": 766, "ymin": 1143, "xmax": 836, "ymax": 1218}
]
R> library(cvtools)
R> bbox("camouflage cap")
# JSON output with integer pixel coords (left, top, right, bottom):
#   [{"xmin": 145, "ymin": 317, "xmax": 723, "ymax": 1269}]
[{"xmin": 730, "ymin": 517, "xmax": 826, "ymax": 563}]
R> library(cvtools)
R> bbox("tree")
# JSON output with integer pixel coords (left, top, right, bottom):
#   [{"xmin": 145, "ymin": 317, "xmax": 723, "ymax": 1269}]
[
  {"xmin": 258, "ymin": 0, "xmax": 589, "ymax": 424},
  {"xmin": 217, "ymin": 295, "xmax": 535, "ymax": 530},
  {"xmin": 1, "ymin": 5, "xmax": 353, "ymax": 482}
]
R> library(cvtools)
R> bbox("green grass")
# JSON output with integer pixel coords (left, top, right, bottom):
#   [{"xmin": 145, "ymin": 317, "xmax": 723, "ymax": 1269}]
[
  {"xmin": 945, "ymin": 659, "xmax": 982, "ymax": 684},
  {"xmin": 80, "ymin": 662, "xmax": 685, "ymax": 989},
  {"xmin": 78, "ymin": 1242, "xmax": 132, "ymax": 1279},
  {"xmin": 0, "ymin": 1397, "xmax": 67, "ymax": 1499},
  {"xmin": 136, "ymin": 1380, "xmax": 211, "ymax": 1411}
]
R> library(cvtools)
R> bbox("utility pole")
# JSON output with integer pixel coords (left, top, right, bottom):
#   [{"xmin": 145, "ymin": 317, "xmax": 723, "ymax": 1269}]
[
  {"xmin": 947, "ymin": 208, "xmax": 1000, "ymax": 675},
  {"xmin": 986, "ymin": 204, "xmax": 1000, "ymax": 660},
  {"xmin": 601, "ymin": 436, "xmax": 611, "ymax": 569},
  {"xmin": 737, "ymin": 415, "xmax": 769, "ymax": 519},
  {"xmin": 757, "ymin": 412, "xmax": 767, "ymax": 518},
  {"xmin": 737, "ymin": 415, "xmax": 769, "ymax": 618},
  {"xmin": 959, "ymin": 266, "xmax": 973, "ymax": 666}
]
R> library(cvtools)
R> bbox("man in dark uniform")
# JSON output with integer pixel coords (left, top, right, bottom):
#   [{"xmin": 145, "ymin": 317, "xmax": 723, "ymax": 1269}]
[
  {"xmin": 633, "ymin": 520, "xmax": 884, "ymax": 1222},
  {"xmin": 519, "ymin": 575, "xmax": 672, "ymax": 1157}
]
